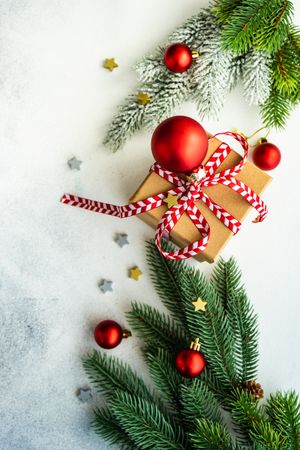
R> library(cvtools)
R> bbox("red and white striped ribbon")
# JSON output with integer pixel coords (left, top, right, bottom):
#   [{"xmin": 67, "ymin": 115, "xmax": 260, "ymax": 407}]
[{"xmin": 60, "ymin": 132, "xmax": 268, "ymax": 260}]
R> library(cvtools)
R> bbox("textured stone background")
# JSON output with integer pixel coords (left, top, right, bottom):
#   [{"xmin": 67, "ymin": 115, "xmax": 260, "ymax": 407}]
[{"xmin": 0, "ymin": 1, "xmax": 299, "ymax": 449}]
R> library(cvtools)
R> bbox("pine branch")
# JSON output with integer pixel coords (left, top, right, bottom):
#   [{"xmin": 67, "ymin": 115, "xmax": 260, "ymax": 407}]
[
  {"xmin": 126, "ymin": 301, "xmax": 188, "ymax": 351},
  {"xmin": 180, "ymin": 379, "xmax": 223, "ymax": 426},
  {"xmin": 212, "ymin": 0, "xmax": 244, "ymax": 24},
  {"xmin": 211, "ymin": 258, "xmax": 259, "ymax": 382},
  {"xmin": 92, "ymin": 407, "xmax": 134, "ymax": 449},
  {"xmin": 191, "ymin": 19, "xmax": 235, "ymax": 119},
  {"xmin": 109, "ymin": 390, "xmax": 187, "ymax": 450},
  {"xmin": 230, "ymin": 389, "xmax": 265, "ymax": 441},
  {"xmin": 266, "ymin": 391, "xmax": 300, "ymax": 449},
  {"xmin": 229, "ymin": 389, "xmax": 285, "ymax": 448},
  {"xmin": 272, "ymin": 36, "xmax": 300, "ymax": 97},
  {"xmin": 220, "ymin": 0, "xmax": 294, "ymax": 54},
  {"xmin": 147, "ymin": 241, "xmax": 239, "ymax": 389},
  {"xmin": 211, "ymin": 257, "xmax": 243, "ymax": 310},
  {"xmin": 189, "ymin": 418, "xmax": 237, "ymax": 450},
  {"xmin": 146, "ymin": 240, "xmax": 190, "ymax": 326},
  {"xmin": 146, "ymin": 347, "xmax": 184, "ymax": 415},
  {"xmin": 242, "ymin": 51, "xmax": 271, "ymax": 105},
  {"xmin": 260, "ymin": 87, "xmax": 292, "ymax": 129},
  {"xmin": 83, "ymin": 350, "xmax": 154, "ymax": 402}
]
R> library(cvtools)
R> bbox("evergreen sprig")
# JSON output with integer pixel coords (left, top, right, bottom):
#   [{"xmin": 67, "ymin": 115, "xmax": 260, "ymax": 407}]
[
  {"xmin": 83, "ymin": 241, "xmax": 300, "ymax": 449},
  {"xmin": 104, "ymin": 2, "xmax": 299, "ymax": 151}
]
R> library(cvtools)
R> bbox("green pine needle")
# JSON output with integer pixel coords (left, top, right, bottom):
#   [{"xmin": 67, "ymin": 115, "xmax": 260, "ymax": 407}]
[
  {"xmin": 266, "ymin": 391, "xmax": 300, "ymax": 449},
  {"xmin": 180, "ymin": 379, "xmax": 223, "ymax": 426},
  {"xmin": 189, "ymin": 418, "xmax": 237, "ymax": 449},
  {"xmin": 260, "ymin": 87, "xmax": 292, "ymax": 129},
  {"xmin": 83, "ymin": 350, "xmax": 153, "ymax": 402},
  {"xmin": 91, "ymin": 407, "xmax": 134, "ymax": 449},
  {"xmin": 109, "ymin": 390, "xmax": 186, "ymax": 450},
  {"xmin": 127, "ymin": 301, "xmax": 188, "ymax": 351}
]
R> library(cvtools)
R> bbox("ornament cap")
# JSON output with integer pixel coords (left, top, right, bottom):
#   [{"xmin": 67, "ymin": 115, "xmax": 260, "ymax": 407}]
[
  {"xmin": 258, "ymin": 137, "xmax": 268, "ymax": 144},
  {"xmin": 186, "ymin": 166, "xmax": 206, "ymax": 183},
  {"xmin": 190, "ymin": 337, "xmax": 201, "ymax": 351},
  {"xmin": 191, "ymin": 49, "xmax": 201, "ymax": 59},
  {"xmin": 122, "ymin": 329, "xmax": 132, "ymax": 339}
]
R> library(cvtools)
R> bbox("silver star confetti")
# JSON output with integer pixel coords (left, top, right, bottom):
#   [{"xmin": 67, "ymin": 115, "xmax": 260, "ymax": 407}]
[
  {"xmin": 76, "ymin": 387, "xmax": 92, "ymax": 402},
  {"xmin": 68, "ymin": 157, "xmax": 82, "ymax": 171},
  {"xmin": 98, "ymin": 279, "xmax": 113, "ymax": 293},
  {"xmin": 114, "ymin": 233, "xmax": 129, "ymax": 248}
]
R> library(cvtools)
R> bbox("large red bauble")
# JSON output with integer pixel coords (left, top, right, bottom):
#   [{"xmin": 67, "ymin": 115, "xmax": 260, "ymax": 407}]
[
  {"xmin": 164, "ymin": 43, "xmax": 193, "ymax": 73},
  {"xmin": 175, "ymin": 348, "xmax": 206, "ymax": 378},
  {"xmin": 252, "ymin": 142, "xmax": 281, "ymax": 171},
  {"xmin": 151, "ymin": 116, "xmax": 208, "ymax": 173},
  {"xmin": 94, "ymin": 320, "xmax": 123, "ymax": 349}
]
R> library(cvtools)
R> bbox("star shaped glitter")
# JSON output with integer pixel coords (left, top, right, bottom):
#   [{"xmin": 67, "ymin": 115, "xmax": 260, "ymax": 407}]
[
  {"xmin": 129, "ymin": 266, "xmax": 142, "ymax": 281},
  {"xmin": 136, "ymin": 92, "xmax": 151, "ymax": 105},
  {"xmin": 163, "ymin": 194, "xmax": 179, "ymax": 209},
  {"xmin": 68, "ymin": 157, "xmax": 82, "ymax": 171},
  {"xmin": 114, "ymin": 233, "xmax": 129, "ymax": 248},
  {"xmin": 98, "ymin": 279, "xmax": 113, "ymax": 293},
  {"xmin": 76, "ymin": 387, "xmax": 92, "ymax": 402},
  {"xmin": 192, "ymin": 297, "xmax": 207, "ymax": 312},
  {"xmin": 103, "ymin": 58, "xmax": 118, "ymax": 71}
]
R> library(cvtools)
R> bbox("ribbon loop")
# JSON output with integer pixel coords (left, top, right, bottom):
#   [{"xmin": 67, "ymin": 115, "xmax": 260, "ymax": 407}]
[{"xmin": 60, "ymin": 132, "xmax": 268, "ymax": 260}]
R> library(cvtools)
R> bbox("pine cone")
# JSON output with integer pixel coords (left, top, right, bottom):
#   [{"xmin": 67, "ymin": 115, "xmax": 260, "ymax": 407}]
[{"xmin": 242, "ymin": 380, "xmax": 264, "ymax": 400}]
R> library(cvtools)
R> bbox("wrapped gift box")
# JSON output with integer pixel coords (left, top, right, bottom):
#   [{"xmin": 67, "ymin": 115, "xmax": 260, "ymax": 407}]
[{"xmin": 130, "ymin": 135, "xmax": 272, "ymax": 263}]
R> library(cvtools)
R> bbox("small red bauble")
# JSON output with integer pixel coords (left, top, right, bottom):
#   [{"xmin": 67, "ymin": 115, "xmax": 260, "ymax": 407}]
[
  {"xmin": 151, "ymin": 116, "xmax": 208, "ymax": 173},
  {"xmin": 164, "ymin": 43, "xmax": 193, "ymax": 73},
  {"xmin": 175, "ymin": 347, "xmax": 206, "ymax": 378},
  {"xmin": 252, "ymin": 141, "xmax": 281, "ymax": 171},
  {"xmin": 94, "ymin": 320, "xmax": 131, "ymax": 349}
]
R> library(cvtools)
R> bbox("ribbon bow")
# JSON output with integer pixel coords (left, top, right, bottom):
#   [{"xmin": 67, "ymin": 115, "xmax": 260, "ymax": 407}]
[{"xmin": 60, "ymin": 132, "xmax": 267, "ymax": 260}]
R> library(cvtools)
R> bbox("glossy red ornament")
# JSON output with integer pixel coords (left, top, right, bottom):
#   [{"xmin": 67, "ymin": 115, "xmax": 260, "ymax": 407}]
[
  {"xmin": 94, "ymin": 320, "xmax": 130, "ymax": 349},
  {"xmin": 252, "ymin": 141, "xmax": 281, "ymax": 171},
  {"xmin": 164, "ymin": 43, "xmax": 193, "ymax": 73},
  {"xmin": 175, "ymin": 347, "xmax": 206, "ymax": 378},
  {"xmin": 151, "ymin": 116, "xmax": 208, "ymax": 173}
]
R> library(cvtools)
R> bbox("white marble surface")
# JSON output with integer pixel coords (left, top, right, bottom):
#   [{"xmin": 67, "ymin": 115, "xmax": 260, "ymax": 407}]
[{"xmin": 0, "ymin": 1, "xmax": 299, "ymax": 449}]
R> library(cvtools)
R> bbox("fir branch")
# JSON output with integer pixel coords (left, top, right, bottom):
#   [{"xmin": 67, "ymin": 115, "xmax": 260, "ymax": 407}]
[
  {"xmin": 109, "ymin": 390, "xmax": 187, "ymax": 450},
  {"xmin": 242, "ymin": 51, "xmax": 271, "ymax": 105},
  {"xmin": 83, "ymin": 350, "xmax": 153, "ymax": 402},
  {"xmin": 103, "ymin": 91, "xmax": 151, "ymax": 152},
  {"xmin": 147, "ymin": 241, "xmax": 239, "ymax": 389},
  {"xmin": 266, "ymin": 391, "xmax": 300, "ymax": 449},
  {"xmin": 146, "ymin": 347, "xmax": 183, "ymax": 414},
  {"xmin": 191, "ymin": 19, "xmax": 235, "ymax": 119},
  {"xmin": 260, "ymin": 87, "xmax": 292, "ymax": 129},
  {"xmin": 180, "ymin": 379, "xmax": 223, "ymax": 426},
  {"xmin": 212, "ymin": 0, "xmax": 244, "ymax": 25},
  {"xmin": 230, "ymin": 389, "xmax": 265, "ymax": 441},
  {"xmin": 211, "ymin": 258, "xmax": 259, "ymax": 382},
  {"xmin": 220, "ymin": 0, "xmax": 293, "ymax": 54},
  {"xmin": 126, "ymin": 301, "xmax": 188, "ymax": 351},
  {"xmin": 189, "ymin": 418, "xmax": 237, "ymax": 450},
  {"xmin": 211, "ymin": 257, "xmax": 243, "ymax": 310},
  {"xmin": 91, "ymin": 407, "xmax": 134, "ymax": 449},
  {"xmin": 272, "ymin": 36, "xmax": 300, "ymax": 96},
  {"xmin": 146, "ymin": 240, "xmax": 190, "ymax": 326}
]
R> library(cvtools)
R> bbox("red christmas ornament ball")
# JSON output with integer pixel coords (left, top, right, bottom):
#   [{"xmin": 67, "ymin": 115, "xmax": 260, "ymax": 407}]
[
  {"xmin": 164, "ymin": 43, "xmax": 193, "ymax": 73},
  {"xmin": 175, "ymin": 348, "xmax": 206, "ymax": 378},
  {"xmin": 151, "ymin": 116, "xmax": 208, "ymax": 173},
  {"xmin": 94, "ymin": 320, "xmax": 124, "ymax": 349},
  {"xmin": 252, "ymin": 141, "xmax": 281, "ymax": 171}
]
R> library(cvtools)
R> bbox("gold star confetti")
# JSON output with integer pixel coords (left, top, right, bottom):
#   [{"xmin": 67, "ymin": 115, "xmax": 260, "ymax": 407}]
[
  {"xmin": 103, "ymin": 58, "xmax": 118, "ymax": 71},
  {"xmin": 192, "ymin": 297, "xmax": 207, "ymax": 312},
  {"xmin": 163, "ymin": 194, "xmax": 178, "ymax": 209},
  {"xmin": 136, "ymin": 92, "xmax": 151, "ymax": 105},
  {"xmin": 129, "ymin": 266, "xmax": 142, "ymax": 281}
]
